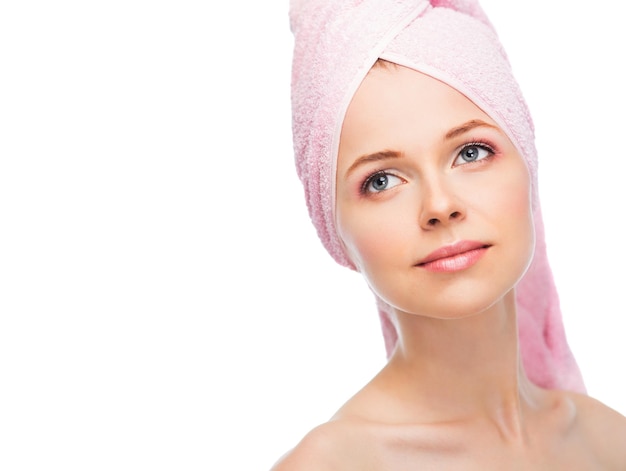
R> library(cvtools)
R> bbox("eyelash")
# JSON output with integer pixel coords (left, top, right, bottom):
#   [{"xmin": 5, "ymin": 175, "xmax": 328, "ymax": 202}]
[
  {"xmin": 454, "ymin": 140, "xmax": 496, "ymax": 166},
  {"xmin": 358, "ymin": 140, "xmax": 499, "ymax": 196},
  {"xmin": 360, "ymin": 170, "xmax": 394, "ymax": 195}
]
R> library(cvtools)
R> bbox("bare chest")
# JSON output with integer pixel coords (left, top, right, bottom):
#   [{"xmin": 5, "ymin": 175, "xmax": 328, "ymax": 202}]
[
  {"xmin": 369, "ymin": 443, "xmax": 606, "ymax": 471},
  {"xmin": 347, "ymin": 425, "xmax": 612, "ymax": 471}
]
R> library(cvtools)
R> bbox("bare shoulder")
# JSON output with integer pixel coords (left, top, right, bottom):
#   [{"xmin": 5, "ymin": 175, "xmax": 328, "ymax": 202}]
[
  {"xmin": 270, "ymin": 420, "xmax": 368, "ymax": 471},
  {"xmin": 571, "ymin": 392, "xmax": 626, "ymax": 437},
  {"xmin": 569, "ymin": 392, "xmax": 626, "ymax": 466}
]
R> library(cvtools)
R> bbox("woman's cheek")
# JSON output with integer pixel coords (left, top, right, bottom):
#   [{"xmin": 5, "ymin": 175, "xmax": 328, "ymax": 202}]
[
  {"xmin": 477, "ymin": 158, "xmax": 532, "ymax": 218},
  {"xmin": 499, "ymin": 167, "xmax": 532, "ymax": 221},
  {"xmin": 339, "ymin": 205, "xmax": 404, "ymax": 272}
]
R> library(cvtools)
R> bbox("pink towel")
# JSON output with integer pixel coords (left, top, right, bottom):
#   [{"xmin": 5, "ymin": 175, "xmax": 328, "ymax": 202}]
[{"xmin": 290, "ymin": 0, "xmax": 585, "ymax": 393}]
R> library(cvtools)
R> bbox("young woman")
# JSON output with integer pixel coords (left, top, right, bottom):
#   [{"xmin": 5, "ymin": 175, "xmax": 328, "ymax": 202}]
[{"xmin": 274, "ymin": 0, "xmax": 626, "ymax": 468}]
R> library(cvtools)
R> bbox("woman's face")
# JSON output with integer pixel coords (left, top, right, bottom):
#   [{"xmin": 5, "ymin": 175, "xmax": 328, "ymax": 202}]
[{"xmin": 335, "ymin": 65, "xmax": 534, "ymax": 319}]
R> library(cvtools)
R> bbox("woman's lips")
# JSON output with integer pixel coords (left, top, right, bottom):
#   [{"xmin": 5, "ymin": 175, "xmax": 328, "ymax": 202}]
[{"xmin": 416, "ymin": 241, "xmax": 491, "ymax": 273}]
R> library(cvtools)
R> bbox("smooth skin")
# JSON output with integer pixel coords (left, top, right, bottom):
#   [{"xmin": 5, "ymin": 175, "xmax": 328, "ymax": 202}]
[{"xmin": 272, "ymin": 64, "xmax": 626, "ymax": 470}]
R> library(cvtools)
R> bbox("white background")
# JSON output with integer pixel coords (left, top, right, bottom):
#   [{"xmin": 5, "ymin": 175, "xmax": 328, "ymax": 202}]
[{"xmin": 1, "ymin": 1, "xmax": 624, "ymax": 469}]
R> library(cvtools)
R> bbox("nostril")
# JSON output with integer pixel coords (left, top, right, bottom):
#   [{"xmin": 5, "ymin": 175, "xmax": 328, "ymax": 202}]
[
  {"xmin": 450, "ymin": 211, "xmax": 460, "ymax": 219},
  {"xmin": 428, "ymin": 218, "xmax": 438, "ymax": 225}
]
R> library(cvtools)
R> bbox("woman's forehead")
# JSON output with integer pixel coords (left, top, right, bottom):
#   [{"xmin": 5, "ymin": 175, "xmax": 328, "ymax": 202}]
[
  {"xmin": 358, "ymin": 65, "xmax": 492, "ymax": 117},
  {"xmin": 339, "ymin": 65, "xmax": 498, "ymax": 159}
]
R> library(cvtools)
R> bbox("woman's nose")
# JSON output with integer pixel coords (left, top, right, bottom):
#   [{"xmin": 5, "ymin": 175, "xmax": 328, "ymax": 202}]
[{"xmin": 418, "ymin": 179, "xmax": 465, "ymax": 229}]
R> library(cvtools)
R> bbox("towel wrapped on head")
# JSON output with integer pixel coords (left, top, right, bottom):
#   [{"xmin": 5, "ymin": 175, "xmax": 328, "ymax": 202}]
[{"xmin": 290, "ymin": 0, "xmax": 585, "ymax": 393}]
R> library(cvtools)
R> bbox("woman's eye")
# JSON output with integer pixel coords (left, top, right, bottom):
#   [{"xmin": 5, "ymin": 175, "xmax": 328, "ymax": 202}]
[
  {"xmin": 454, "ymin": 144, "xmax": 492, "ymax": 166},
  {"xmin": 364, "ymin": 172, "xmax": 403, "ymax": 194}
]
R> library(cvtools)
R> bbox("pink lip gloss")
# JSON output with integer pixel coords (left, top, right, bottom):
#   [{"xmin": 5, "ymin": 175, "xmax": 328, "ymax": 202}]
[{"xmin": 419, "ymin": 246, "xmax": 488, "ymax": 272}]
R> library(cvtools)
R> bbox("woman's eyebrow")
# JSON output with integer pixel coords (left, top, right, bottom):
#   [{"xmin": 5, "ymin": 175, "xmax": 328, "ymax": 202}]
[
  {"xmin": 345, "ymin": 120, "xmax": 498, "ymax": 177},
  {"xmin": 445, "ymin": 119, "xmax": 499, "ymax": 140},
  {"xmin": 345, "ymin": 150, "xmax": 403, "ymax": 177}
]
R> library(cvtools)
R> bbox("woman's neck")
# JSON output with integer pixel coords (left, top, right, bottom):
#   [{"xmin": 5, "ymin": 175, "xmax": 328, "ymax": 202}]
[{"xmin": 379, "ymin": 290, "xmax": 542, "ymax": 440}]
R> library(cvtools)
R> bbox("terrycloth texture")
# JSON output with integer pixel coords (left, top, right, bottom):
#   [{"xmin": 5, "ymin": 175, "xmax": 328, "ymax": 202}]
[{"xmin": 290, "ymin": 0, "xmax": 585, "ymax": 393}]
